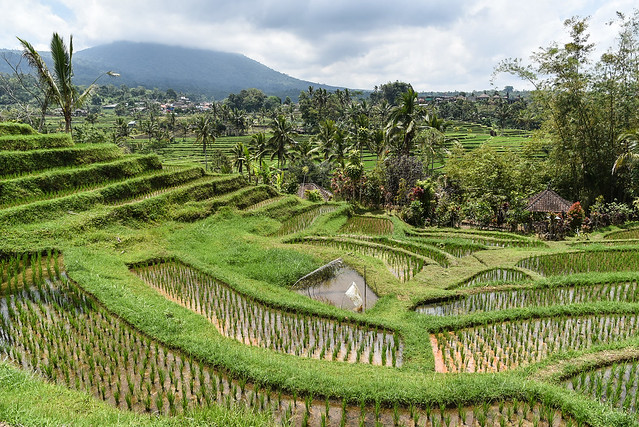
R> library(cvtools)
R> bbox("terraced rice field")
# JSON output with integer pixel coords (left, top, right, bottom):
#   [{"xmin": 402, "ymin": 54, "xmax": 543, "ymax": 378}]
[
  {"xmin": 132, "ymin": 260, "xmax": 403, "ymax": 367},
  {"xmin": 417, "ymin": 281, "xmax": 639, "ymax": 316},
  {"xmin": 1, "ymin": 121, "xmax": 625, "ymax": 426},
  {"xmin": 452, "ymin": 267, "xmax": 531, "ymax": 288},
  {"xmin": 432, "ymin": 314, "xmax": 639, "ymax": 373},
  {"xmin": 564, "ymin": 360, "xmax": 639, "ymax": 416},
  {"xmin": 517, "ymin": 250, "xmax": 639, "ymax": 276},
  {"xmin": 291, "ymin": 236, "xmax": 432, "ymax": 282},
  {"xmin": 339, "ymin": 216, "xmax": 394, "ymax": 235},
  {"xmin": 274, "ymin": 205, "xmax": 339, "ymax": 236}
]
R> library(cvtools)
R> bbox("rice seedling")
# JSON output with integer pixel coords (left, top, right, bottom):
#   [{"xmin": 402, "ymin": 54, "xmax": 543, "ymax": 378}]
[
  {"xmin": 452, "ymin": 268, "xmax": 530, "ymax": 289},
  {"xmin": 243, "ymin": 195, "xmax": 287, "ymax": 211},
  {"xmin": 336, "ymin": 235, "xmax": 452, "ymax": 267},
  {"xmin": 132, "ymin": 259, "xmax": 403, "ymax": 367},
  {"xmin": 564, "ymin": 360, "xmax": 639, "ymax": 416},
  {"xmin": 407, "ymin": 229, "xmax": 544, "ymax": 248},
  {"xmin": 288, "ymin": 236, "xmax": 432, "ymax": 281},
  {"xmin": 274, "ymin": 205, "xmax": 338, "ymax": 236},
  {"xmin": 605, "ymin": 228, "xmax": 639, "ymax": 240},
  {"xmin": 432, "ymin": 314, "xmax": 639, "ymax": 373},
  {"xmin": 517, "ymin": 249, "xmax": 639, "ymax": 276},
  {"xmin": 339, "ymin": 216, "xmax": 394, "ymax": 235},
  {"xmin": 417, "ymin": 281, "xmax": 639, "ymax": 316}
]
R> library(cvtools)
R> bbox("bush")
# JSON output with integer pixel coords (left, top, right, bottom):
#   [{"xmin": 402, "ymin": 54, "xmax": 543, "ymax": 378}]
[
  {"xmin": 304, "ymin": 189, "xmax": 323, "ymax": 202},
  {"xmin": 566, "ymin": 201, "xmax": 585, "ymax": 231}
]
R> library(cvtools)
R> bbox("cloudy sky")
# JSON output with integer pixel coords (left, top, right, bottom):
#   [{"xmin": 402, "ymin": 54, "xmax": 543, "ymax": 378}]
[{"xmin": 0, "ymin": 0, "xmax": 636, "ymax": 91}]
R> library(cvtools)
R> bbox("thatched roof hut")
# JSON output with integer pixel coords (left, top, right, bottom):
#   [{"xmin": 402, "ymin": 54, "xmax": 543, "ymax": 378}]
[
  {"xmin": 525, "ymin": 189, "xmax": 573, "ymax": 213},
  {"xmin": 297, "ymin": 183, "xmax": 333, "ymax": 202}
]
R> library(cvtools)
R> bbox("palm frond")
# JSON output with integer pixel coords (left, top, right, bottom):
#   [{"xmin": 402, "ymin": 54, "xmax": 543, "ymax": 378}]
[
  {"xmin": 16, "ymin": 36, "xmax": 60, "ymax": 101},
  {"xmin": 50, "ymin": 33, "xmax": 74, "ymax": 102}
]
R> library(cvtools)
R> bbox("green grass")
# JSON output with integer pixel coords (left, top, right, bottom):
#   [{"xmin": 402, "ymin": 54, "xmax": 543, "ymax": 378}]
[{"xmin": 2, "ymin": 123, "xmax": 639, "ymax": 426}]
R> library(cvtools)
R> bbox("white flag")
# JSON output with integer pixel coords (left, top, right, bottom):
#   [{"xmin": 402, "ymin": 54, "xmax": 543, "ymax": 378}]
[{"xmin": 345, "ymin": 281, "xmax": 363, "ymax": 309}]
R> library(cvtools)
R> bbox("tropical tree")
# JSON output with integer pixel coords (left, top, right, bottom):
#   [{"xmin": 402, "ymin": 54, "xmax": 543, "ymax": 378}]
[
  {"xmin": 313, "ymin": 119, "xmax": 337, "ymax": 160},
  {"xmin": 290, "ymin": 138, "xmax": 320, "ymax": 162},
  {"xmin": 17, "ymin": 33, "xmax": 117, "ymax": 132},
  {"xmin": 494, "ymin": 13, "xmax": 639, "ymax": 206},
  {"xmin": 386, "ymin": 88, "xmax": 426, "ymax": 156},
  {"xmin": 419, "ymin": 113, "xmax": 452, "ymax": 173},
  {"xmin": 232, "ymin": 141, "xmax": 251, "ymax": 176},
  {"xmin": 250, "ymin": 132, "xmax": 269, "ymax": 162},
  {"xmin": 327, "ymin": 125, "xmax": 350, "ymax": 169},
  {"xmin": 613, "ymin": 129, "xmax": 639, "ymax": 173},
  {"xmin": 268, "ymin": 115, "xmax": 297, "ymax": 168},
  {"xmin": 367, "ymin": 128, "xmax": 387, "ymax": 161},
  {"xmin": 191, "ymin": 114, "xmax": 216, "ymax": 171}
]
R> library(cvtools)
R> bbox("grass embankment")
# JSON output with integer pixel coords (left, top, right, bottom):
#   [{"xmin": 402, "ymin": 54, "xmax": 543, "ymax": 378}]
[{"xmin": 2, "ymin": 121, "xmax": 639, "ymax": 426}]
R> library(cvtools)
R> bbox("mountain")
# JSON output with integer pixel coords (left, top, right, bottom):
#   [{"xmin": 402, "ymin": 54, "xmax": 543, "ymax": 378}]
[{"xmin": 0, "ymin": 41, "xmax": 343, "ymax": 100}]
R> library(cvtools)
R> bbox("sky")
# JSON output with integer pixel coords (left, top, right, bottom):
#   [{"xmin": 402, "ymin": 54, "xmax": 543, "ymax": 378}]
[{"xmin": 0, "ymin": 0, "xmax": 637, "ymax": 92}]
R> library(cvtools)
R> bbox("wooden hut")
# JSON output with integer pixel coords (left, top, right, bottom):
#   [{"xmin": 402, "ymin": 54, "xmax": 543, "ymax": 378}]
[{"xmin": 525, "ymin": 189, "xmax": 573, "ymax": 213}]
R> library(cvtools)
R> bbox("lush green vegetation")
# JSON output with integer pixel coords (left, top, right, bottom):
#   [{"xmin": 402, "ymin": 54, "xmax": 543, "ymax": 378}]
[
  {"xmin": 2, "ymin": 9, "xmax": 639, "ymax": 427},
  {"xmin": 0, "ymin": 121, "xmax": 637, "ymax": 426}
]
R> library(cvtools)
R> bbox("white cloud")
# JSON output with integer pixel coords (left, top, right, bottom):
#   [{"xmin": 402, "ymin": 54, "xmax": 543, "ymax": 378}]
[{"xmin": 1, "ymin": 0, "xmax": 637, "ymax": 91}]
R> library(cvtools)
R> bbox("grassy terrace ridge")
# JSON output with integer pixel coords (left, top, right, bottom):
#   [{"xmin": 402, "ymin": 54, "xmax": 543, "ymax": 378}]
[
  {"xmin": 0, "ymin": 166, "xmax": 205, "ymax": 226},
  {"xmin": 3, "ymin": 125, "xmax": 639, "ymax": 426},
  {"xmin": 0, "ymin": 132, "xmax": 73, "ymax": 150},
  {"xmin": 0, "ymin": 144, "xmax": 124, "ymax": 178},
  {"xmin": 0, "ymin": 154, "xmax": 163, "ymax": 207}
]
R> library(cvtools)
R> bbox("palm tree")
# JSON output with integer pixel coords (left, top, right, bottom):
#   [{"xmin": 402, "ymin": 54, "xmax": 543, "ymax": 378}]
[
  {"xmin": 268, "ymin": 115, "xmax": 297, "ymax": 169},
  {"xmin": 328, "ymin": 126, "xmax": 350, "ymax": 169},
  {"xmin": 367, "ymin": 128, "xmax": 387, "ymax": 161},
  {"xmin": 313, "ymin": 119, "xmax": 337, "ymax": 160},
  {"xmin": 250, "ymin": 132, "xmax": 269, "ymax": 162},
  {"xmin": 386, "ymin": 88, "xmax": 425, "ymax": 156},
  {"xmin": 191, "ymin": 114, "xmax": 216, "ymax": 171},
  {"xmin": 232, "ymin": 142, "xmax": 250, "ymax": 176},
  {"xmin": 613, "ymin": 129, "xmax": 639, "ymax": 174},
  {"xmin": 291, "ymin": 138, "xmax": 320, "ymax": 162},
  {"xmin": 420, "ymin": 112, "xmax": 452, "ymax": 173},
  {"xmin": 17, "ymin": 33, "xmax": 117, "ymax": 133}
]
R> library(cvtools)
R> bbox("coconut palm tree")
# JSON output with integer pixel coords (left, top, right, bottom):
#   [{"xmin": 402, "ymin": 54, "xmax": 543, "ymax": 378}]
[
  {"xmin": 313, "ymin": 119, "xmax": 337, "ymax": 161},
  {"xmin": 268, "ymin": 115, "xmax": 297, "ymax": 169},
  {"xmin": 367, "ymin": 128, "xmax": 387, "ymax": 161},
  {"xmin": 191, "ymin": 114, "xmax": 216, "ymax": 171},
  {"xmin": 250, "ymin": 132, "xmax": 269, "ymax": 162},
  {"xmin": 328, "ymin": 126, "xmax": 350, "ymax": 169},
  {"xmin": 386, "ymin": 88, "xmax": 426, "ymax": 156},
  {"xmin": 613, "ymin": 129, "xmax": 639, "ymax": 174},
  {"xmin": 17, "ymin": 33, "xmax": 117, "ymax": 133},
  {"xmin": 232, "ymin": 141, "xmax": 250, "ymax": 176}
]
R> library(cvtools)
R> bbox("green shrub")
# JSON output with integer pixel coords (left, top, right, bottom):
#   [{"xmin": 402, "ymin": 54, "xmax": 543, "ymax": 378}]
[
  {"xmin": 304, "ymin": 189, "xmax": 323, "ymax": 202},
  {"xmin": 0, "ymin": 133, "xmax": 73, "ymax": 151}
]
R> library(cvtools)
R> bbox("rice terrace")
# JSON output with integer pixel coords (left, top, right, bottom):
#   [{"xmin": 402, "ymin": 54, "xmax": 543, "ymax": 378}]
[{"xmin": 3, "ymin": 9, "xmax": 639, "ymax": 427}]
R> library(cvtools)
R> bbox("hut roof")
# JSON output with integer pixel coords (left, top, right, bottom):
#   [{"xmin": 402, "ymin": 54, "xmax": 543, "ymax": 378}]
[
  {"xmin": 297, "ymin": 182, "xmax": 333, "ymax": 202},
  {"xmin": 525, "ymin": 189, "xmax": 573, "ymax": 213}
]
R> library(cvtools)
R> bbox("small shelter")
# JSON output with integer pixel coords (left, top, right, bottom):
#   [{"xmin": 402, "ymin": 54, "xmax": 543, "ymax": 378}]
[
  {"xmin": 525, "ymin": 189, "xmax": 573, "ymax": 213},
  {"xmin": 297, "ymin": 183, "xmax": 333, "ymax": 202}
]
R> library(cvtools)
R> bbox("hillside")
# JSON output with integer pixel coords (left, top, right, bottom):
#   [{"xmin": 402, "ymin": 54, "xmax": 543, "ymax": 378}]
[
  {"xmin": 2, "ymin": 121, "xmax": 639, "ymax": 426},
  {"xmin": 0, "ymin": 41, "xmax": 342, "ymax": 100}
]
